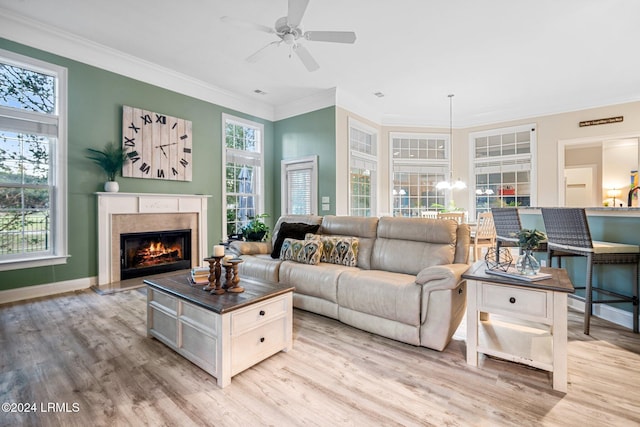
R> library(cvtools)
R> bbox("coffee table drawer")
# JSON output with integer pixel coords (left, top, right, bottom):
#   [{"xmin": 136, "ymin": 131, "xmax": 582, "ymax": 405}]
[
  {"xmin": 231, "ymin": 317, "xmax": 287, "ymax": 375},
  {"xmin": 231, "ymin": 295, "xmax": 288, "ymax": 334}
]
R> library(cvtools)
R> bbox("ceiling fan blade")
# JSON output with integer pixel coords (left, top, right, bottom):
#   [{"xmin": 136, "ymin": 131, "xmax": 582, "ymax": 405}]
[
  {"xmin": 294, "ymin": 44, "xmax": 319, "ymax": 72},
  {"xmin": 220, "ymin": 16, "xmax": 275, "ymax": 34},
  {"xmin": 287, "ymin": 0, "xmax": 309, "ymax": 27},
  {"xmin": 246, "ymin": 41, "xmax": 280, "ymax": 63},
  {"xmin": 304, "ymin": 31, "xmax": 357, "ymax": 43}
]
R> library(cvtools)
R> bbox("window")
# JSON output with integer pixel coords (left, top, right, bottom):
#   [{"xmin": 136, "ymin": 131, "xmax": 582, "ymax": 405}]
[
  {"xmin": 282, "ymin": 156, "xmax": 317, "ymax": 215},
  {"xmin": 0, "ymin": 49, "xmax": 67, "ymax": 270},
  {"xmin": 222, "ymin": 114, "xmax": 264, "ymax": 238},
  {"xmin": 349, "ymin": 119, "xmax": 377, "ymax": 217},
  {"xmin": 391, "ymin": 133, "xmax": 449, "ymax": 217},
  {"xmin": 471, "ymin": 124, "xmax": 536, "ymax": 217}
]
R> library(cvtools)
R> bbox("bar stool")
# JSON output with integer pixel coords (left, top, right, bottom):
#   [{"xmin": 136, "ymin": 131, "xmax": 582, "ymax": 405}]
[
  {"xmin": 490, "ymin": 208, "xmax": 522, "ymax": 253},
  {"xmin": 541, "ymin": 208, "xmax": 639, "ymax": 335},
  {"xmin": 491, "ymin": 207, "xmax": 548, "ymax": 255}
]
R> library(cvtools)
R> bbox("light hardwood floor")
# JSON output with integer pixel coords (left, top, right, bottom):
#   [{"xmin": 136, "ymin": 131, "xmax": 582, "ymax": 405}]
[{"xmin": 1, "ymin": 286, "xmax": 639, "ymax": 427}]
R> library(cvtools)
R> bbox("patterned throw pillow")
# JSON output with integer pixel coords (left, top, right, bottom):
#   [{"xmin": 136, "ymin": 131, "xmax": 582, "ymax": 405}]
[
  {"xmin": 305, "ymin": 234, "xmax": 359, "ymax": 267},
  {"xmin": 279, "ymin": 238, "xmax": 324, "ymax": 265}
]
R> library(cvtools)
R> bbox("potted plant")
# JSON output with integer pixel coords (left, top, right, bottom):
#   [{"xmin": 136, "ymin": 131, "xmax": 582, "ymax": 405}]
[
  {"xmin": 241, "ymin": 213, "xmax": 270, "ymax": 242},
  {"xmin": 86, "ymin": 142, "xmax": 128, "ymax": 192},
  {"xmin": 513, "ymin": 228, "xmax": 546, "ymax": 275}
]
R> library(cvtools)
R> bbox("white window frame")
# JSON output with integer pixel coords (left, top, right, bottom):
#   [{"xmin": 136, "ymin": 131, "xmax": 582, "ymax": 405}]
[
  {"xmin": 281, "ymin": 155, "xmax": 318, "ymax": 215},
  {"xmin": 221, "ymin": 113, "xmax": 264, "ymax": 238},
  {"xmin": 469, "ymin": 123, "xmax": 537, "ymax": 219},
  {"xmin": 348, "ymin": 118, "xmax": 378, "ymax": 217},
  {"xmin": 0, "ymin": 48, "xmax": 68, "ymax": 271},
  {"xmin": 389, "ymin": 132, "xmax": 450, "ymax": 216}
]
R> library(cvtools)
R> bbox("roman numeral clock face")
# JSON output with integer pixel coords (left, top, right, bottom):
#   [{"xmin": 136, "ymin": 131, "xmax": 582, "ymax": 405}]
[{"xmin": 122, "ymin": 106, "xmax": 192, "ymax": 181}]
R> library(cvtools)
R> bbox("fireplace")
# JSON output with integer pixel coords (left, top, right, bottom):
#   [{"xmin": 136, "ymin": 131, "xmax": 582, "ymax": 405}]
[
  {"xmin": 120, "ymin": 229, "xmax": 192, "ymax": 280},
  {"xmin": 97, "ymin": 193, "xmax": 209, "ymax": 285}
]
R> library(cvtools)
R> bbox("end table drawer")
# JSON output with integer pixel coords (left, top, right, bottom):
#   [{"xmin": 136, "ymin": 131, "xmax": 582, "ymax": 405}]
[
  {"xmin": 480, "ymin": 282, "xmax": 548, "ymax": 319},
  {"xmin": 231, "ymin": 296, "xmax": 287, "ymax": 334}
]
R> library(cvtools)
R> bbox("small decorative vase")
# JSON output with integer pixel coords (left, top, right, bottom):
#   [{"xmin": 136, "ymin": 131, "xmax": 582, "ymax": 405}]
[
  {"xmin": 104, "ymin": 181, "xmax": 119, "ymax": 192},
  {"xmin": 515, "ymin": 250, "xmax": 540, "ymax": 275}
]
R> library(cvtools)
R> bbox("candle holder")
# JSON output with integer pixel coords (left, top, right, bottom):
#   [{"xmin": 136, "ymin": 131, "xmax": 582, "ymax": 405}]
[
  {"xmin": 224, "ymin": 258, "xmax": 244, "ymax": 293},
  {"xmin": 203, "ymin": 256, "xmax": 225, "ymax": 295}
]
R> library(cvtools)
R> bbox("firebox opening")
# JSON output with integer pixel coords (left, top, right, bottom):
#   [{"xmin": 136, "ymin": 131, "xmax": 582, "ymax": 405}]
[{"xmin": 120, "ymin": 229, "xmax": 191, "ymax": 280}]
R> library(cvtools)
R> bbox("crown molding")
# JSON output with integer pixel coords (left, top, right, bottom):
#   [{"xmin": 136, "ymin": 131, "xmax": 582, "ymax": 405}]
[
  {"xmin": 0, "ymin": 8, "xmax": 275, "ymax": 121},
  {"xmin": 273, "ymin": 88, "xmax": 337, "ymax": 121}
]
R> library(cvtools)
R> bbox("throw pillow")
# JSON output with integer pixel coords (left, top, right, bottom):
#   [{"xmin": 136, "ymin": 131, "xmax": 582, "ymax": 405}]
[
  {"xmin": 305, "ymin": 234, "xmax": 359, "ymax": 267},
  {"xmin": 270, "ymin": 222, "xmax": 321, "ymax": 258},
  {"xmin": 279, "ymin": 238, "xmax": 324, "ymax": 265}
]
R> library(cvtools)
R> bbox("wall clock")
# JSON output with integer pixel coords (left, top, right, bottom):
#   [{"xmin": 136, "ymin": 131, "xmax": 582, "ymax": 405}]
[{"xmin": 121, "ymin": 105, "xmax": 192, "ymax": 181}]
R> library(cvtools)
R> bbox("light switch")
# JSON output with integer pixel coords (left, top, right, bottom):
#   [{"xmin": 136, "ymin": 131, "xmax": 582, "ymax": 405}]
[{"xmin": 322, "ymin": 203, "xmax": 330, "ymax": 211}]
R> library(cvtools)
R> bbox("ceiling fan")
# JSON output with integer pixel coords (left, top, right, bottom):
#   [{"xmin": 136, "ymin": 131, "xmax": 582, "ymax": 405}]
[{"xmin": 220, "ymin": 0, "xmax": 357, "ymax": 72}]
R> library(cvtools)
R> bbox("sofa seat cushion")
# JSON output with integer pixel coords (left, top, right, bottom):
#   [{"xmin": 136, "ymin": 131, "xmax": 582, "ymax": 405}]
[
  {"xmin": 279, "ymin": 261, "xmax": 358, "ymax": 303},
  {"xmin": 237, "ymin": 254, "xmax": 282, "ymax": 283},
  {"xmin": 337, "ymin": 270, "xmax": 421, "ymax": 326}
]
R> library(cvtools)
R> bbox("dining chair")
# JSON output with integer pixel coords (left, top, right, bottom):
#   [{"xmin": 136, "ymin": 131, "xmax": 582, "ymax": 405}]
[
  {"xmin": 420, "ymin": 211, "xmax": 438, "ymax": 219},
  {"xmin": 541, "ymin": 207, "xmax": 640, "ymax": 334},
  {"xmin": 472, "ymin": 212, "xmax": 496, "ymax": 261},
  {"xmin": 437, "ymin": 211, "xmax": 465, "ymax": 224}
]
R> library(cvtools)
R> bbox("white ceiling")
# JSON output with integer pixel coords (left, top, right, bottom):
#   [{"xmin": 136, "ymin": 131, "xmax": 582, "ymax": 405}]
[{"xmin": 1, "ymin": 0, "xmax": 640, "ymax": 127}]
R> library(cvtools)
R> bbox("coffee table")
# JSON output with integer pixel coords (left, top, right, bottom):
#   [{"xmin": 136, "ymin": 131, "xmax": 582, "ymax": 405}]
[{"xmin": 144, "ymin": 274, "xmax": 294, "ymax": 387}]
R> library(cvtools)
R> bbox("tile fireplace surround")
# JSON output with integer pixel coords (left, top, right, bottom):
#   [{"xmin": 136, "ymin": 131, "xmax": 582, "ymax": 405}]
[{"xmin": 97, "ymin": 193, "xmax": 210, "ymax": 286}]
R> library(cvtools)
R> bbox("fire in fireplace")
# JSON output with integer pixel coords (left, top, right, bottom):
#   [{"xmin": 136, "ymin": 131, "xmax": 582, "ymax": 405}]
[{"xmin": 120, "ymin": 229, "xmax": 191, "ymax": 280}]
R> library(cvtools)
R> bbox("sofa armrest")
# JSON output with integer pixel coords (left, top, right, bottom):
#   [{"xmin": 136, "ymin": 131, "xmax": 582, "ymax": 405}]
[
  {"xmin": 228, "ymin": 241, "xmax": 272, "ymax": 256},
  {"xmin": 415, "ymin": 263, "xmax": 469, "ymax": 291}
]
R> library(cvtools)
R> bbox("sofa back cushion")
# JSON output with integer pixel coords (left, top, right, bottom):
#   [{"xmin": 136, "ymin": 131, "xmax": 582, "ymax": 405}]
[
  {"xmin": 371, "ymin": 217, "xmax": 460, "ymax": 275},
  {"xmin": 319, "ymin": 215, "xmax": 378, "ymax": 270}
]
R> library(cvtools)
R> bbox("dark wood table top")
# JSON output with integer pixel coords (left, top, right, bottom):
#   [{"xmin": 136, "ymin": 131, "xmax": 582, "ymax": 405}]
[
  {"xmin": 462, "ymin": 261, "xmax": 575, "ymax": 293},
  {"xmin": 144, "ymin": 274, "xmax": 295, "ymax": 314}
]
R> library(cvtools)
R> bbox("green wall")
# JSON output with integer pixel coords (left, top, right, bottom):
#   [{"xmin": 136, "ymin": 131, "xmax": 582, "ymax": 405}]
[
  {"xmin": 0, "ymin": 38, "xmax": 275, "ymax": 291},
  {"xmin": 274, "ymin": 107, "xmax": 336, "ymax": 218}
]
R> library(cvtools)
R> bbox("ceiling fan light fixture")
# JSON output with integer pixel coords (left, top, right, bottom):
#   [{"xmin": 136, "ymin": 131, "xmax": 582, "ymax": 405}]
[
  {"xmin": 222, "ymin": 0, "xmax": 356, "ymax": 72},
  {"xmin": 283, "ymin": 33, "xmax": 296, "ymax": 45}
]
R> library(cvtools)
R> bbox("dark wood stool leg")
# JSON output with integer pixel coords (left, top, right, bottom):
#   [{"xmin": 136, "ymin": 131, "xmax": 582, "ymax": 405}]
[
  {"xmin": 584, "ymin": 254, "xmax": 593, "ymax": 335},
  {"xmin": 634, "ymin": 258, "xmax": 639, "ymax": 333}
]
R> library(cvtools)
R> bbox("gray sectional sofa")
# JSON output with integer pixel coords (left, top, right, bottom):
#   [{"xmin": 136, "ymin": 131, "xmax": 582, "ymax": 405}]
[{"xmin": 229, "ymin": 214, "xmax": 471, "ymax": 351}]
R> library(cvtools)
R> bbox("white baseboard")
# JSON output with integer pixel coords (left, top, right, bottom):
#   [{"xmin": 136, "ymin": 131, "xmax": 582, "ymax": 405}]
[
  {"xmin": 0, "ymin": 276, "xmax": 96, "ymax": 304},
  {"xmin": 568, "ymin": 297, "xmax": 637, "ymax": 331}
]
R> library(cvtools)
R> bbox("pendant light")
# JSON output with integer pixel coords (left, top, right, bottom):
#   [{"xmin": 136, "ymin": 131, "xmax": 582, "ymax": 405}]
[{"xmin": 436, "ymin": 94, "xmax": 466, "ymax": 190}]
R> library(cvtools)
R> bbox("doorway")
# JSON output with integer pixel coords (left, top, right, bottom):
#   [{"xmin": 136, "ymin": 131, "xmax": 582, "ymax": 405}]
[{"xmin": 564, "ymin": 166, "xmax": 596, "ymax": 207}]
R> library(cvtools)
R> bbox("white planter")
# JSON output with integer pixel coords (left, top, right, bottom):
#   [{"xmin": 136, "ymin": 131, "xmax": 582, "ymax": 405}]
[{"xmin": 104, "ymin": 181, "xmax": 119, "ymax": 192}]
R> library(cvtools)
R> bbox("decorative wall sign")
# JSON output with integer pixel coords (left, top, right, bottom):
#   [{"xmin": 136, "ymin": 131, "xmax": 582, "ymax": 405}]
[
  {"xmin": 122, "ymin": 106, "xmax": 192, "ymax": 181},
  {"xmin": 578, "ymin": 116, "xmax": 623, "ymax": 127}
]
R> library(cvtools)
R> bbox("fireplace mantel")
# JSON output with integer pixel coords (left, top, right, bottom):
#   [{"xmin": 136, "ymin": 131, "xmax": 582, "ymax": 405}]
[{"xmin": 97, "ymin": 192, "xmax": 210, "ymax": 285}]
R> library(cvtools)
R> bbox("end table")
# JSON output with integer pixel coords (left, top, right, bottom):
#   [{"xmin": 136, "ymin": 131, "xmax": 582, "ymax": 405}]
[{"xmin": 462, "ymin": 261, "xmax": 574, "ymax": 392}]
